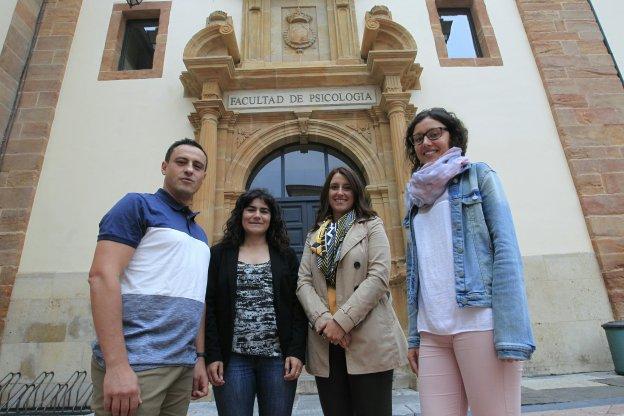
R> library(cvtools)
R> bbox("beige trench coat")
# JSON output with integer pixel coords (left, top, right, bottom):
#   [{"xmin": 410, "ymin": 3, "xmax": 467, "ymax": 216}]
[{"xmin": 296, "ymin": 216, "xmax": 408, "ymax": 377}]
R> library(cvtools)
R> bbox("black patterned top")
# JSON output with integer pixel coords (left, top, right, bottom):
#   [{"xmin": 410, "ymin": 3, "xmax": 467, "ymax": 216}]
[{"xmin": 232, "ymin": 261, "xmax": 282, "ymax": 357}]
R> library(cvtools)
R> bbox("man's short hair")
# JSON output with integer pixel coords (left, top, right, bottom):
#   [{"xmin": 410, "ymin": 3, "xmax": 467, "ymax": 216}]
[{"xmin": 164, "ymin": 138, "xmax": 207, "ymax": 165}]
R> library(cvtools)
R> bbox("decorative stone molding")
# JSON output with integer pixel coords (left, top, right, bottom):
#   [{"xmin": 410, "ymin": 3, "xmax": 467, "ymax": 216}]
[
  {"xmin": 367, "ymin": 106, "xmax": 388, "ymax": 126},
  {"xmin": 181, "ymin": 6, "xmax": 421, "ymax": 96},
  {"xmin": 295, "ymin": 112, "xmax": 312, "ymax": 144},
  {"xmin": 360, "ymin": 7, "xmax": 422, "ymax": 92},
  {"xmin": 361, "ymin": 7, "xmax": 417, "ymax": 58},
  {"xmin": 234, "ymin": 127, "xmax": 261, "ymax": 147},
  {"xmin": 240, "ymin": 0, "xmax": 360, "ymax": 65},
  {"xmin": 405, "ymin": 104, "xmax": 417, "ymax": 123},
  {"xmin": 402, "ymin": 64, "xmax": 422, "ymax": 91},
  {"xmin": 202, "ymin": 81, "xmax": 223, "ymax": 100},
  {"xmin": 369, "ymin": 5, "xmax": 392, "ymax": 20},
  {"xmin": 188, "ymin": 112, "xmax": 201, "ymax": 133},
  {"xmin": 425, "ymin": 0, "xmax": 502, "ymax": 67},
  {"xmin": 181, "ymin": 3, "xmax": 422, "ymax": 326},
  {"xmin": 389, "ymin": 261, "xmax": 407, "ymax": 287},
  {"xmin": 241, "ymin": 0, "xmax": 268, "ymax": 62},
  {"xmin": 220, "ymin": 112, "xmax": 239, "ymax": 133},
  {"xmin": 208, "ymin": 10, "xmax": 228, "ymax": 24},
  {"xmin": 223, "ymin": 190, "xmax": 245, "ymax": 211},
  {"xmin": 282, "ymin": 7, "xmax": 317, "ymax": 53},
  {"xmin": 346, "ymin": 123, "xmax": 373, "ymax": 142},
  {"xmin": 329, "ymin": 0, "xmax": 359, "ymax": 62},
  {"xmin": 226, "ymin": 119, "xmax": 385, "ymax": 188},
  {"xmin": 366, "ymin": 182, "xmax": 407, "ymax": 309},
  {"xmin": 183, "ymin": 11, "xmax": 240, "ymax": 66},
  {"xmin": 335, "ymin": 0, "xmax": 350, "ymax": 8},
  {"xmin": 98, "ymin": 1, "xmax": 171, "ymax": 81}
]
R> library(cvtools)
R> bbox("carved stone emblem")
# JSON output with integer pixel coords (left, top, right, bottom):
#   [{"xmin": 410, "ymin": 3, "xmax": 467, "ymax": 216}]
[{"xmin": 283, "ymin": 7, "xmax": 317, "ymax": 53}]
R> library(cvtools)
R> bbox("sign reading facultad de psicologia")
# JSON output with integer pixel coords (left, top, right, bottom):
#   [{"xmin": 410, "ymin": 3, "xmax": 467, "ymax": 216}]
[{"xmin": 225, "ymin": 86, "xmax": 379, "ymax": 112}]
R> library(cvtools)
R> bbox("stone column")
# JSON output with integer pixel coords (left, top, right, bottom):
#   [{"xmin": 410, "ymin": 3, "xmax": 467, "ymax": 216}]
[
  {"xmin": 383, "ymin": 93, "xmax": 411, "ymax": 221},
  {"xmin": 194, "ymin": 107, "xmax": 221, "ymax": 240},
  {"xmin": 368, "ymin": 184, "xmax": 407, "ymax": 328}
]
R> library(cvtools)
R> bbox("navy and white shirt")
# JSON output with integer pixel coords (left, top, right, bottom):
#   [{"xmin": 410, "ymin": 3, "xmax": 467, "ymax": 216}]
[{"xmin": 92, "ymin": 188, "xmax": 210, "ymax": 371}]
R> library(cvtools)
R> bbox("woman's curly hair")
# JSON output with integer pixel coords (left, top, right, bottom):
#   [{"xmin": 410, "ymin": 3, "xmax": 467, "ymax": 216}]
[
  {"xmin": 220, "ymin": 188, "xmax": 290, "ymax": 254},
  {"xmin": 404, "ymin": 107, "xmax": 469, "ymax": 172}
]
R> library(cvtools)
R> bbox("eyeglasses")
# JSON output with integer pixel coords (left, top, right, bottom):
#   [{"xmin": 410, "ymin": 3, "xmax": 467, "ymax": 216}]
[{"xmin": 411, "ymin": 127, "xmax": 448, "ymax": 145}]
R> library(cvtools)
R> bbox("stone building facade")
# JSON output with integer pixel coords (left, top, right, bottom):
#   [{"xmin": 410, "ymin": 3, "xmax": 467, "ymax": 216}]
[{"xmin": 0, "ymin": 0, "xmax": 622, "ymax": 380}]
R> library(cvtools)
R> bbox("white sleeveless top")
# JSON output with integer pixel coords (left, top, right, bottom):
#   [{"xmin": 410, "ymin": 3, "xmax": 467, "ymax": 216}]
[{"xmin": 413, "ymin": 191, "xmax": 493, "ymax": 335}]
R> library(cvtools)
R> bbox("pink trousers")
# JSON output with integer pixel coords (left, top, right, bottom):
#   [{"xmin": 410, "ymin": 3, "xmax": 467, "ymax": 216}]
[{"xmin": 418, "ymin": 330, "xmax": 523, "ymax": 416}]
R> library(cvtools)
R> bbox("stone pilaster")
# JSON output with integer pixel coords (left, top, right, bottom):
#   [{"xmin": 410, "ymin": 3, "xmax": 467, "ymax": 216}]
[
  {"xmin": 516, "ymin": 0, "xmax": 624, "ymax": 319},
  {"xmin": 0, "ymin": 0, "xmax": 83, "ymax": 341},
  {"xmin": 193, "ymin": 102, "xmax": 224, "ymax": 241},
  {"xmin": 381, "ymin": 84, "xmax": 412, "ymax": 221}
]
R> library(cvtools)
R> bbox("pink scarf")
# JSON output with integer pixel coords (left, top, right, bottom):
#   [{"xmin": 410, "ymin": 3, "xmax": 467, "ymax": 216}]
[{"xmin": 405, "ymin": 147, "xmax": 470, "ymax": 209}]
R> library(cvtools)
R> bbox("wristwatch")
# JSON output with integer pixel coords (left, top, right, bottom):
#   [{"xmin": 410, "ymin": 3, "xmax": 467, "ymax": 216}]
[{"xmin": 196, "ymin": 351, "xmax": 206, "ymax": 358}]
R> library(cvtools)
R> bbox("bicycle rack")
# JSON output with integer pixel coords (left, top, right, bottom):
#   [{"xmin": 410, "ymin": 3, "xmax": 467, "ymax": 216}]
[{"xmin": 0, "ymin": 371, "xmax": 92, "ymax": 415}]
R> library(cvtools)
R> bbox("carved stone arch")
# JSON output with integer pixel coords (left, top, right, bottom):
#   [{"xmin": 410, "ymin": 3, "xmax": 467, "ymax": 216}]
[
  {"xmin": 360, "ymin": 6, "xmax": 417, "ymax": 59},
  {"xmin": 226, "ymin": 119, "xmax": 386, "ymax": 192},
  {"xmin": 373, "ymin": 20, "xmax": 417, "ymax": 51},
  {"xmin": 183, "ymin": 11, "xmax": 240, "ymax": 63}
]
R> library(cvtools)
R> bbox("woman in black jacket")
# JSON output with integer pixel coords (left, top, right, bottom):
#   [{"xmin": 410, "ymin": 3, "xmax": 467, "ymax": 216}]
[{"xmin": 204, "ymin": 188, "xmax": 307, "ymax": 416}]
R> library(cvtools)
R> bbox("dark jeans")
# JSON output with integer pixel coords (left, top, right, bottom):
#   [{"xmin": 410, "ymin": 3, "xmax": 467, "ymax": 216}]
[
  {"xmin": 315, "ymin": 344, "xmax": 394, "ymax": 416},
  {"xmin": 212, "ymin": 353, "xmax": 297, "ymax": 416}
]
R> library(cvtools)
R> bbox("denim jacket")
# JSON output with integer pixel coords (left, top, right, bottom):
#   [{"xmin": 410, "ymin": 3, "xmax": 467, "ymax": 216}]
[{"xmin": 406, "ymin": 162, "xmax": 535, "ymax": 360}]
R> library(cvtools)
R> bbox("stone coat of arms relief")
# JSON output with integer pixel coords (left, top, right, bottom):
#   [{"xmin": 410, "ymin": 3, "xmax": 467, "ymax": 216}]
[{"xmin": 283, "ymin": 7, "xmax": 317, "ymax": 53}]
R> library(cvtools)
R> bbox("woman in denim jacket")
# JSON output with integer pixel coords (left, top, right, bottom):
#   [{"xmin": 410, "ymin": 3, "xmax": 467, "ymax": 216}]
[{"xmin": 404, "ymin": 108, "xmax": 535, "ymax": 416}]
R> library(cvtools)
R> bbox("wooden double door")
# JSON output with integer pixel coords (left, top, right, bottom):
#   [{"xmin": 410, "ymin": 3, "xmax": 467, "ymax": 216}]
[{"xmin": 278, "ymin": 196, "xmax": 320, "ymax": 259}]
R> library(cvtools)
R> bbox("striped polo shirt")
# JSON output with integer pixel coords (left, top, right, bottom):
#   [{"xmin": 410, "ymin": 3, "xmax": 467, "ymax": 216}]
[{"xmin": 92, "ymin": 188, "xmax": 210, "ymax": 371}]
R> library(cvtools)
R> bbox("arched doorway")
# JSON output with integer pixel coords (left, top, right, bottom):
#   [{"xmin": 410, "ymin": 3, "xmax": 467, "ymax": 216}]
[{"xmin": 247, "ymin": 144, "xmax": 364, "ymax": 257}]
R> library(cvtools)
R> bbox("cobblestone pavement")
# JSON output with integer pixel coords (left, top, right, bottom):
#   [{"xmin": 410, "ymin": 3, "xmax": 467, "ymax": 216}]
[
  {"xmin": 525, "ymin": 404, "xmax": 624, "ymax": 415},
  {"xmin": 81, "ymin": 371, "xmax": 624, "ymax": 415},
  {"xmin": 184, "ymin": 371, "xmax": 624, "ymax": 416}
]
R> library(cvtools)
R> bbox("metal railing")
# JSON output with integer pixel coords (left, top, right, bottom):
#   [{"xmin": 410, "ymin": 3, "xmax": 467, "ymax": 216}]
[{"xmin": 0, "ymin": 371, "xmax": 92, "ymax": 415}]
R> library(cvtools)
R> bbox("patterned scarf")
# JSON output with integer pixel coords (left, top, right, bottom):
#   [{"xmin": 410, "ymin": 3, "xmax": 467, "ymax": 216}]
[
  {"xmin": 405, "ymin": 147, "xmax": 470, "ymax": 209},
  {"xmin": 310, "ymin": 210, "xmax": 356, "ymax": 288}
]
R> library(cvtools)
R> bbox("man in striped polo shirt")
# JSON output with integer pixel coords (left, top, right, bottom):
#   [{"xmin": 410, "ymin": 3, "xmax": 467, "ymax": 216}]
[{"xmin": 89, "ymin": 138, "xmax": 210, "ymax": 416}]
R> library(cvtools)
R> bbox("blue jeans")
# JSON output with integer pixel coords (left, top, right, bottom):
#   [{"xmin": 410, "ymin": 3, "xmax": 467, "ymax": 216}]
[{"xmin": 213, "ymin": 353, "xmax": 297, "ymax": 416}]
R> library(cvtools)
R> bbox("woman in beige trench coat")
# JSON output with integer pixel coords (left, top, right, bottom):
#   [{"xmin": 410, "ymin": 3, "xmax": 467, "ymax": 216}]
[{"xmin": 297, "ymin": 166, "xmax": 407, "ymax": 416}]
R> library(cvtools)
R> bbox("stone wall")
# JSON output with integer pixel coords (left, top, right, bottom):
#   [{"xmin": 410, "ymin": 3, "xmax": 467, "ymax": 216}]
[
  {"xmin": 0, "ymin": 272, "xmax": 92, "ymax": 379},
  {"xmin": 0, "ymin": 0, "xmax": 43, "ymax": 159},
  {"xmin": 0, "ymin": 0, "xmax": 83, "ymax": 340},
  {"xmin": 516, "ymin": 0, "xmax": 624, "ymax": 319}
]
